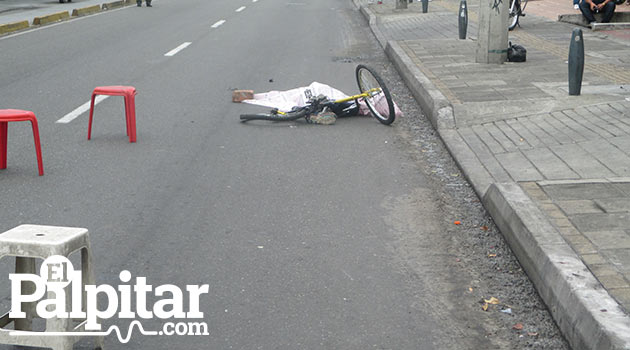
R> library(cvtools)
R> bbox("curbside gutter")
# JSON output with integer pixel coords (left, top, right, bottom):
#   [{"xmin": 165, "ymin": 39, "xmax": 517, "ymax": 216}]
[
  {"xmin": 33, "ymin": 11, "xmax": 70, "ymax": 26},
  {"xmin": 0, "ymin": 20, "xmax": 29, "ymax": 36},
  {"xmin": 483, "ymin": 183, "xmax": 630, "ymax": 350},
  {"xmin": 72, "ymin": 5, "xmax": 102, "ymax": 17}
]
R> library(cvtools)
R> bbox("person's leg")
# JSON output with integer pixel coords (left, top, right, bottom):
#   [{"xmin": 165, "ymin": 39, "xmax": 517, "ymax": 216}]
[
  {"xmin": 146, "ymin": 0, "xmax": 152, "ymax": 6},
  {"xmin": 137, "ymin": 0, "xmax": 141, "ymax": 6},
  {"xmin": 579, "ymin": 0, "xmax": 597, "ymax": 22},
  {"xmin": 600, "ymin": 1, "xmax": 616, "ymax": 22}
]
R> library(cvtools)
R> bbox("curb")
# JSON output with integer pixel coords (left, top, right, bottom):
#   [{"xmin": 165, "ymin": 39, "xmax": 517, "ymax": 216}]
[
  {"xmin": 483, "ymin": 183, "xmax": 630, "ymax": 350},
  {"xmin": 33, "ymin": 11, "xmax": 70, "ymax": 26},
  {"xmin": 0, "ymin": 20, "xmax": 29, "ymax": 36},
  {"xmin": 385, "ymin": 41, "xmax": 455, "ymax": 130},
  {"xmin": 72, "ymin": 5, "xmax": 102, "ymax": 17}
]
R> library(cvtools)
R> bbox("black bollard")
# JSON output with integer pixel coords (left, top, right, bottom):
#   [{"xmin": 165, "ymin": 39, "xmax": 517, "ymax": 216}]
[
  {"xmin": 568, "ymin": 28, "xmax": 584, "ymax": 96},
  {"xmin": 458, "ymin": 0, "xmax": 468, "ymax": 39},
  {"xmin": 422, "ymin": 0, "xmax": 428, "ymax": 13}
]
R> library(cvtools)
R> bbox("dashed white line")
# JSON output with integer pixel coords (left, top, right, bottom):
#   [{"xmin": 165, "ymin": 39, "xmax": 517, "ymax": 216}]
[
  {"xmin": 164, "ymin": 42, "xmax": 192, "ymax": 57},
  {"xmin": 253, "ymin": 0, "xmax": 258, "ymax": 2},
  {"xmin": 236, "ymin": 6, "xmax": 246, "ymax": 12},
  {"xmin": 56, "ymin": 95, "xmax": 109, "ymax": 124},
  {"xmin": 211, "ymin": 19, "xmax": 226, "ymax": 28}
]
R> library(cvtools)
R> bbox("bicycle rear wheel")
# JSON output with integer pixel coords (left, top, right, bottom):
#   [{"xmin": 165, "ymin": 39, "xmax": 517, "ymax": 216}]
[
  {"xmin": 508, "ymin": 0, "xmax": 520, "ymax": 30},
  {"xmin": 355, "ymin": 64, "xmax": 395, "ymax": 125}
]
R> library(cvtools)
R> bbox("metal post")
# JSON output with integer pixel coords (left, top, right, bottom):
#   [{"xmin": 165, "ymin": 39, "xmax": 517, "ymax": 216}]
[
  {"xmin": 422, "ymin": 0, "xmax": 429, "ymax": 13},
  {"xmin": 568, "ymin": 28, "xmax": 584, "ymax": 96},
  {"xmin": 458, "ymin": 0, "xmax": 468, "ymax": 39}
]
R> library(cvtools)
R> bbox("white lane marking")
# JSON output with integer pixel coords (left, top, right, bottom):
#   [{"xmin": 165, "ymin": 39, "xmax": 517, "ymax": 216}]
[
  {"xmin": 253, "ymin": 0, "xmax": 258, "ymax": 2},
  {"xmin": 164, "ymin": 42, "xmax": 192, "ymax": 57},
  {"xmin": 56, "ymin": 95, "xmax": 109, "ymax": 124},
  {"xmin": 236, "ymin": 6, "xmax": 246, "ymax": 12},
  {"xmin": 211, "ymin": 19, "xmax": 226, "ymax": 28}
]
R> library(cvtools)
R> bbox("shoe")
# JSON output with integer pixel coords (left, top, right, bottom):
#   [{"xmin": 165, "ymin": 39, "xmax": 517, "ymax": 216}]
[
  {"xmin": 146, "ymin": 3, "xmax": 152, "ymax": 6},
  {"xmin": 574, "ymin": 4, "xmax": 579, "ymax": 9}
]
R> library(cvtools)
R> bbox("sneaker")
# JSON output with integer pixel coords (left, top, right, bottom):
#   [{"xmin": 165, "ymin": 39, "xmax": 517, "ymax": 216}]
[{"xmin": 574, "ymin": 4, "xmax": 579, "ymax": 9}]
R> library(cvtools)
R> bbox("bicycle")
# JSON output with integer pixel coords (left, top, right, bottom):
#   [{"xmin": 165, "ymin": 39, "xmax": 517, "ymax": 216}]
[
  {"xmin": 240, "ymin": 65, "xmax": 396, "ymax": 125},
  {"xmin": 508, "ymin": 0, "xmax": 528, "ymax": 31}
]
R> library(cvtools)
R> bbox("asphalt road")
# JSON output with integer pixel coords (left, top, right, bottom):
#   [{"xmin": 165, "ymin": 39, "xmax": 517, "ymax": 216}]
[{"xmin": 0, "ymin": 0, "xmax": 567, "ymax": 349}]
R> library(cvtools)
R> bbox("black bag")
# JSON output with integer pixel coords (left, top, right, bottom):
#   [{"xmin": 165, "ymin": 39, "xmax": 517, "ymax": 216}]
[{"xmin": 507, "ymin": 42, "xmax": 526, "ymax": 62}]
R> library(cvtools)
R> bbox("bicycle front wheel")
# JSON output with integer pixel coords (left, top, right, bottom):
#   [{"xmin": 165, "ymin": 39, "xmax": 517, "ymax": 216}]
[
  {"xmin": 508, "ymin": 0, "xmax": 520, "ymax": 30},
  {"xmin": 355, "ymin": 64, "xmax": 395, "ymax": 125}
]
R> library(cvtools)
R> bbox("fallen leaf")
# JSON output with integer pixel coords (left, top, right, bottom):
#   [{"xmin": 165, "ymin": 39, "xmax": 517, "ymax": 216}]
[
  {"xmin": 454, "ymin": 221, "xmax": 462, "ymax": 225},
  {"xmin": 481, "ymin": 225, "xmax": 489, "ymax": 231},
  {"xmin": 468, "ymin": 287, "xmax": 473, "ymax": 292},
  {"xmin": 482, "ymin": 303, "xmax": 488, "ymax": 311},
  {"xmin": 455, "ymin": 258, "xmax": 461, "ymax": 262},
  {"xmin": 484, "ymin": 297, "xmax": 500, "ymax": 305},
  {"xmin": 512, "ymin": 323, "xmax": 524, "ymax": 330},
  {"xmin": 527, "ymin": 332, "xmax": 538, "ymax": 337},
  {"xmin": 488, "ymin": 253, "xmax": 497, "ymax": 258}
]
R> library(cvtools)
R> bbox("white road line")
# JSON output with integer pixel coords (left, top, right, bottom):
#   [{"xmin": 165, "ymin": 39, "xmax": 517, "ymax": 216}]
[
  {"xmin": 236, "ymin": 6, "xmax": 246, "ymax": 12},
  {"xmin": 164, "ymin": 42, "xmax": 192, "ymax": 57},
  {"xmin": 211, "ymin": 19, "xmax": 226, "ymax": 28},
  {"xmin": 56, "ymin": 95, "xmax": 109, "ymax": 124},
  {"xmin": 253, "ymin": 0, "xmax": 258, "ymax": 2}
]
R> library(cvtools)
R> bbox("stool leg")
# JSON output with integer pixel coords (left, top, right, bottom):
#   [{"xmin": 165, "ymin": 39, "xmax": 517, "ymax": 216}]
[
  {"xmin": 29, "ymin": 118, "xmax": 44, "ymax": 176},
  {"xmin": 88, "ymin": 93, "xmax": 97, "ymax": 140},
  {"xmin": 81, "ymin": 246, "xmax": 104, "ymax": 349},
  {"xmin": 14, "ymin": 257, "xmax": 37, "ymax": 331},
  {"xmin": 128, "ymin": 94, "xmax": 137, "ymax": 143},
  {"xmin": 0, "ymin": 121, "xmax": 7, "ymax": 169},
  {"xmin": 123, "ymin": 96, "xmax": 130, "ymax": 137}
]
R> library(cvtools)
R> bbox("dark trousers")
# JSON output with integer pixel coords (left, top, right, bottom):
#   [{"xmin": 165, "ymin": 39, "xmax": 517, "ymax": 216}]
[{"xmin": 579, "ymin": 0, "xmax": 616, "ymax": 23}]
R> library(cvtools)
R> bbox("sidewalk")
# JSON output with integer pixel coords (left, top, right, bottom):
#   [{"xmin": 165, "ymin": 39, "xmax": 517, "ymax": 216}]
[{"xmin": 353, "ymin": 0, "xmax": 630, "ymax": 348}]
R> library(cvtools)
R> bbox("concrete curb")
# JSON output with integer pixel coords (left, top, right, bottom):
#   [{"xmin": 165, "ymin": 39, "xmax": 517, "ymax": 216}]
[
  {"xmin": 483, "ymin": 183, "xmax": 630, "ymax": 350},
  {"xmin": 102, "ymin": 0, "xmax": 126, "ymax": 10},
  {"xmin": 0, "ymin": 20, "xmax": 29, "ymax": 36},
  {"xmin": 33, "ymin": 11, "xmax": 70, "ymax": 26},
  {"xmin": 72, "ymin": 5, "xmax": 102, "ymax": 17},
  {"xmin": 385, "ymin": 41, "xmax": 455, "ymax": 130}
]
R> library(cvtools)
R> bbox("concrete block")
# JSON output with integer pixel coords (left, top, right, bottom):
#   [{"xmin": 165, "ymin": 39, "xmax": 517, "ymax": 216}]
[
  {"xmin": 33, "ymin": 11, "xmax": 70, "ymax": 26},
  {"xmin": 102, "ymin": 0, "xmax": 126, "ymax": 10},
  {"xmin": 0, "ymin": 20, "xmax": 29, "ymax": 36},
  {"xmin": 72, "ymin": 5, "xmax": 101, "ymax": 17}
]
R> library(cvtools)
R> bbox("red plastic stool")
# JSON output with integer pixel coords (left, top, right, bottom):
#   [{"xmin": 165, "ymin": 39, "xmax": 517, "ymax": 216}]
[
  {"xmin": 88, "ymin": 86, "xmax": 137, "ymax": 143},
  {"xmin": 0, "ymin": 110, "xmax": 44, "ymax": 176}
]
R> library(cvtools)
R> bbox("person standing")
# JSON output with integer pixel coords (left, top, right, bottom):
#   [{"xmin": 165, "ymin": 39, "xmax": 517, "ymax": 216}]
[
  {"xmin": 137, "ymin": 0, "xmax": 152, "ymax": 6},
  {"xmin": 579, "ymin": 0, "xmax": 615, "ymax": 24}
]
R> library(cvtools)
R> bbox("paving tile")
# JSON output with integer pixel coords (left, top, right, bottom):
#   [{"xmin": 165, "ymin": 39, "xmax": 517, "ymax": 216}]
[
  {"xmin": 471, "ymin": 125, "xmax": 506, "ymax": 154},
  {"xmin": 562, "ymin": 109, "xmax": 616, "ymax": 139},
  {"xmin": 556, "ymin": 200, "xmax": 604, "ymax": 215},
  {"xmin": 598, "ymin": 274, "xmax": 629, "ymax": 290},
  {"xmin": 505, "ymin": 118, "xmax": 546, "ymax": 148},
  {"xmin": 595, "ymin": 198, "xmax": 630, "ymax": 213},
  {"xmin": 570, "ymin": 213, "xmax": 630, "ymax": 232},
  {"xmin": 495, "ymin": 151, "xmax": 544, "ymax": 182},
  {"xmin": 583, "ymin": 231, "xmax": 630, "ymax": 249},
  {"xmin": 549, "ymin": 144, "xmax": 616, "ymax": 179},
  {"xmin": 523, "ymin": 148, "xmax": 579, "ymax": 180},
  {"xmin": 458, "ymin": 128, "xmax": 513, "ymax": 182},
  {"xmin": 542, "ymin": 183, "xmax": 625, "ymax": 200},
  {"xmin": 581, "ymin": 253, "xmax": 608, "ymax": 265},
  {"xmin": 485, "ymin": 123, "xmax": 520, "ymax": 153},
  {"xmin": 589, "ymin": 263, "xmax": 623, "ymax": 277},
  {"xmin": 601, "ymin": 249, "xmax": 630, "ymax": 273},
  {"xmin": 608, "ymin": 288, "xmax": 630, "ymax": 312}
]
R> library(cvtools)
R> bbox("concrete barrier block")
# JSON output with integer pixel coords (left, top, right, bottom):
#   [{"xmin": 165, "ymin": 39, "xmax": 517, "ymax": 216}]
[
  {"xmin": 0, "ymin": 20, "xmax": 29, "ymax": 36},
  {"xmin": 33, "ymin": 11, "xmax": 70, "ymax": 26},
  {"xmin": 102, "ymin": 0, "xmax": 126, "ymax": 10},
  {"xmin": 72, "ymin": 5, "xmax": 102, "ymax": 17}
]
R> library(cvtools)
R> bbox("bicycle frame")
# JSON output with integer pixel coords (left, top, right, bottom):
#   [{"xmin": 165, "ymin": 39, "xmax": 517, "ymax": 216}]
[{"xmin": 273, "ymin": 88, "xmax": 381, "ymax": 115}]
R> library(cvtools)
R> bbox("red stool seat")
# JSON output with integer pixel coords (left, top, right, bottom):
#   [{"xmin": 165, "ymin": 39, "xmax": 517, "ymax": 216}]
[
  {"xmin": 0, "ymin": 109, "xmax": 44, "ymax": 176},
  {"xmin": 88, "ymin": 86, "xmax": 137, "ymax": 143}
]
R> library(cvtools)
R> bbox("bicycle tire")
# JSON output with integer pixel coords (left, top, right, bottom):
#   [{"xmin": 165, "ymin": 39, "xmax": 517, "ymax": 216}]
[
  {"xmin": 240, "ymin": 109, "xmax": 308, "ymax": 122},
  {"xmin": 508, "ymin": 0, "xmax": 520, "ymax": 30},
  {"xmin": 355, "ymin": 64, "xmax": 395, "ymax": 125}
]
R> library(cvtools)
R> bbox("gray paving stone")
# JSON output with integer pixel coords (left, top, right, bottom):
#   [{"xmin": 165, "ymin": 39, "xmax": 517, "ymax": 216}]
[
  {"xmin": 471, "ymin": 125, "xmax": 506, "ymax": 154},
  {"xmin": 586, "ymin": 105, "xmax": 630, "ymax": 135},
  {"xmin": 495, "ymin": 151, "xmax": 544, "ymax": 181},
  {"xmin": 542, "ymin": 183, "xmax": 624, "ymax": 200},
  {"xmin": 562, "ymin": 109, "xmax": 616, "ymax": 139},
  {"xmin": 578, "ymin": 140, "xmax": 630, "ymax": 176},
  {"xmin": 583, "ymin": 231, "xmax": 630, "ymax": 249},
  {"xmin": 602, "ymin": 249, "xmax": 630, "ymax": 274},
  {"xmin": 484, "ymin": 123, "xmax": 520, "ymax": 153},
  {"xmin": 595, "ymin": 198, "xmax": 630, "ymax": 213},
  {"xmin": 523, "ymin": 148, "xmax": 579, "ymax": 180},
  {"xmin": 570, "ymin": 212, "xmax": 630, "ymax": 232},
  {"xmin": 609, "ymin": 136, "xmax": 630, "ymax": 157},
  {"xmin": 556, "ymin": 200, "xmax": 605, "ymax": 215},
  {"xmin": 549, "ymin": 112, "xmax": 589, "ymax": 143},
  {"xmin": 575, "ymin": 106, "xmax": 624, "ymax": 137},
  {"xmin": 505, "ymin": 118, "xmax": 547, "ymax": 148},
  {"xmin": 554, "ymin": 111, "xmax": 600, "ymax": 141},
  {"xmin": 531, "ymin": 115, "xmax": 575, "ymax": 145},
  {"xmin": 518, "ymin": 118, "xmax": 561, "ymax": 147},
  {"xmin": 458, "ymin": 128, "xmax": 513, "ymax": 182},
  {"xmin": 549, "ymin": 143, "xmax": 616, "ymax": 179},
  {"xmin": 495, "ymin": 120, "xmax": 532, "ymax": 149}
]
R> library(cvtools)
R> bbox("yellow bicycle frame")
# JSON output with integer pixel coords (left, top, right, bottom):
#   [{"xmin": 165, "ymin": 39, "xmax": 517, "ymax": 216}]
[{"xmin": 275, "ymin": 87, "xmax": 382, "ymax": 115}]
